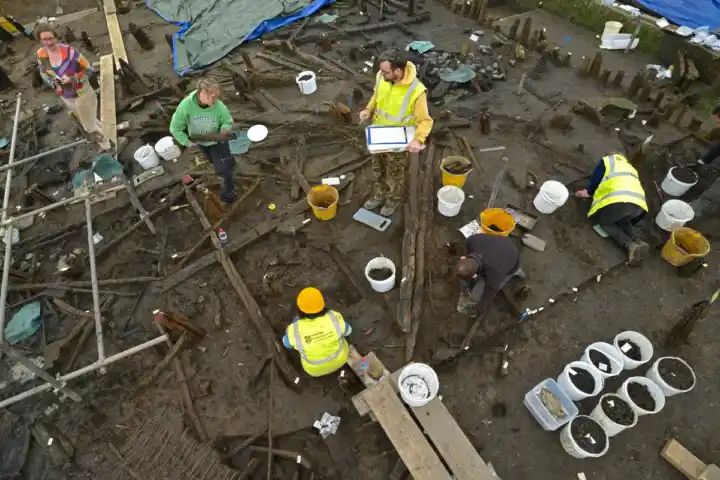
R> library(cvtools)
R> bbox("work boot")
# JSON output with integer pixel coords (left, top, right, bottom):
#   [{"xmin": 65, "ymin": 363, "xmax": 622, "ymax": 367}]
[
  {"xmin": 363, "ymin": 197, "xmax": 384, "ymax": 210},
  {"xmin": 380, "ymin": 201, "xmax": 399, "ymax": 217},
  {"xmin": 627, "ymin": 240, "xmax": 650, "ymax": 266}
]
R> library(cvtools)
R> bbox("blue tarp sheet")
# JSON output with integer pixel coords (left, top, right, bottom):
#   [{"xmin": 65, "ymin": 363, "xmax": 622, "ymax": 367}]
[
  {"xmin": 635, "ymin": 0, "xmax": 720, "ymax": 29},
  {"xmin": 144, "ymin": 0, "xmax": 335, "ymax": 75}
]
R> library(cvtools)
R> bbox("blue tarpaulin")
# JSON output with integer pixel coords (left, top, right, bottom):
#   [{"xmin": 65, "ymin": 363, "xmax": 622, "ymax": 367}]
[
  {"xmin": 635, "ymin": 0, "xmax": 720, "ymax": 29},
  {"xmin": 144, "ymin": 0, "xmax": 335, "ymax": 75}
]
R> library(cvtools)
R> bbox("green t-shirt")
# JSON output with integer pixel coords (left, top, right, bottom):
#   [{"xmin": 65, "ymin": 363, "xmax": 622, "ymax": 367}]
[{"xmin": 169, "ymin": 90, "xmax": 233, "ymax": 146}]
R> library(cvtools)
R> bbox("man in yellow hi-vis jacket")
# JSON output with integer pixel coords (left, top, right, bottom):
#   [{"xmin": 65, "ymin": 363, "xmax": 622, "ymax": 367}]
[
  {"xmin": 283, "ymin": 287, "xmax": 351, "ymax": 377},
  {"xmin": 575, "ymin": 153, "xmax": 650, "ymax": 265},
  {"xmin": 359, "ymin": 49, "xmax": 434, "ymax": 216}
]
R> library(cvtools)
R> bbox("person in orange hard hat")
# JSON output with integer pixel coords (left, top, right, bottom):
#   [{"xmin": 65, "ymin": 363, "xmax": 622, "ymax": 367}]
[{"xmin": 282, "ymin": 287, "xmax": 352, "ymax": 377}]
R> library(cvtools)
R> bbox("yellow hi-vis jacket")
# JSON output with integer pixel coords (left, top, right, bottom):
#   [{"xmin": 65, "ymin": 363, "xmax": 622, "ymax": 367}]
[
  {"xmin": 372, "ymin": 62, "xmax": 427, "ymax": 128},
  {"xmin": 286, "ymin": 311, "xmax": 349, "ymax": 377},
  {"xmin": 588, "ymin": 154, "xmax": 648, "ymax": 218}
]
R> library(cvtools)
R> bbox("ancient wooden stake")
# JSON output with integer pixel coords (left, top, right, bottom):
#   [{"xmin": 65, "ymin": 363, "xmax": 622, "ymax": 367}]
[
  {"xmin": 128, "ymin": 22, "xmax": 154, "ymax": 50},
  {"xmin": 600, "ymin": 69, "xmax": 612, "ymax": 86},
  {"xmin": 638, "ymin": 78, "xmax": 652, "ymax": 102},
  {"xmin": 578, "ymin": 56, "xmax": 590, "ymax": 78},
  {"xmin": 183, "ymin": 187, "xmax": 299, "ymax": 388},
  {"xmin": 588, "ymin": 51, "xmax": 603, "ymax": 78},
  {"xmin": 628, "ymin": 71, "xmax": 644, "ymax": 97},
  {"xmin": 0, "ymin": 67, "xmax": 13, "ymax": 91},
  {"xmin": 688, "ymin": 117, "xmax": 703, "ymax": 131},
  {"xmin": 612, "ymin": 70, "xmax": 625, "ymax": 87},
  {"xmin": 654, "ymin": 91, "xmax": 666, "ymax": 108},
  {"xmin": 518, "ymin": 17, "xmax": 532, "ymax": 47},
  {"xmin": 508, "ymin": 18, "xmax": 521, "ymax": 40},
  {"xmin": 81, "ymin": 31, "xmax": 95, "ymax": 52},
  {"xmin": 407, "ymin": 0, "xmax": 416, "ymax": 15},
  {"xmin": 397, "ymin": 152, "xmax": 420, "ymax": 333}
]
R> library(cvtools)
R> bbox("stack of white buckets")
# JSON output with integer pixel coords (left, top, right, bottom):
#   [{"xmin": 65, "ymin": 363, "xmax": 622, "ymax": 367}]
[
  {"xmin": 133, "ymin": 136, "xmax": 182, "ymax": 170},
  {"xmin": 524, "ymin": 330, "xmax": 697, "ymax": 459}
]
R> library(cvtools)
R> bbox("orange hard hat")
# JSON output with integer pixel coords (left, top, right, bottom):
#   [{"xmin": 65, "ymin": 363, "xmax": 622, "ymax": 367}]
[{"xmin": 297, "ymin": 287, "xmax": 325, "ymax": 315}]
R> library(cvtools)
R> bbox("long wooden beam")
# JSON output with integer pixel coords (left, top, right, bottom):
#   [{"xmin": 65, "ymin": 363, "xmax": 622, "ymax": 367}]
[
  {"xmin": 99, "ymin": 54, "xmax": 117, "ymax": 147},
  {"xmin": 103, "ymin": 0, "xmax": 128, "ymax": 69}
]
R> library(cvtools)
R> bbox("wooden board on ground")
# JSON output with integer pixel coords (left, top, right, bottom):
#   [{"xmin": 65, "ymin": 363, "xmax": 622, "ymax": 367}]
[
  {"xmin": 662, "ymin": 438, "xmax": 719, "ymax": 480},
  {"xmin": 99, "ymin": 55, "xmax": 117, "ymax": 147},
  {"xmin": 412, "ymin": 400, "xmax": 494, "ymax": 480},
  {"xmin": 53, "ymin": 8, "xmax": 98, "ymax": 25},
  {"xmin": 363, "ymin": 380, "xmax": 452, "ymax": 480},
  {"xmin": 104, "ymin": 10, "xmax": 128, "ymax": 69}
]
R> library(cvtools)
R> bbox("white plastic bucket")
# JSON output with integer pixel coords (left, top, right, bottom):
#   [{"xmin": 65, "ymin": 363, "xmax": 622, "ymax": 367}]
[
  {"xmin": 296, "ymin": 71, "xmax": 317, "ymax": 95},
  {"xmin": 589, "ymin": 393, "xmax": 638, "ymax": 437},
  {"xmin": 533, "ymin": 181, "xmax": 569, "ymax": 214},
  {"xmin": 133, "ymin": 145, "xmax": 160, "ymax": 170},
  {"xmin": 437, "ymin": 185, "xmax": 465, "ymax": 217},
  {"xmin": 617, "ymin": 377, "xmax": 666, "ymax": 416},
  {"xmin": 557, "ymin": 361, "xmax": 604, "ymax": 401},
  {"xmin": 581, "ymin": 342, "xmax": 624, "ymax": 379},
  {"xmin": 613, "ymin": 331, "xmax": 654, "ymax": 370},
  {"xmin": 154, "ymin": 136, "xmax": 182, "ymax": 161},
  {"xmin": 364, "ymin": 256, "xmax": 396, "ymax": 293},
  {"xmin": 661, "ymin": 167, "xmax": 699, "ymax": 197},
  {"xmin": 603, "ymin": 21, "xmax": 623, "ymax": 36},
  {"xmin": 397, "ymin": 363, "xmax": 439, "ymax": 407},
  {"xmin": 645, "ymin": 356, "xmax": 696, "ymax": 397},
  {"xmin": 560, "ymin": 416, "xmax": 610, "ymax": 459},
  {"xmin": 655, "ymin": 200, "xmax": 694, "ymax": 232}
]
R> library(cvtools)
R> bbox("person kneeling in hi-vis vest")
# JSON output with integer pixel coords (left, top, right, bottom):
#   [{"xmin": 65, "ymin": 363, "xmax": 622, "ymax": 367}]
[
  {"xmin": 359, "ymin": 49, "xmax": 434, "ymax": 217},
  {"xmin": 575, "ymin": 153, "xmax": 650, "ymax": 265},
  {"xmin": 282, "ymin": 287, "xmax": 352, "ymax": 377}
]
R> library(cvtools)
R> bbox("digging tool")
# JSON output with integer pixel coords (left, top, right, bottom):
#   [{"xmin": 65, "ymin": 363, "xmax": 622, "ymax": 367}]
[{"xmin": 666, "ymin": 275, "xmax": 719, "ymax": 347}]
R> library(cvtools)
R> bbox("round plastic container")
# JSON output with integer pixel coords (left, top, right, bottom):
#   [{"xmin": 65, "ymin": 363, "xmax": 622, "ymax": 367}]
[
  {"xmin": 307, "ymin": 185, "xmax": 339, "ymax": 221},
  {"xmin": 645, "ymin": 356, "xmax": 696, "ymax": 397},
  {"xmin": 661, "ymin": 167, "xmax": 698, "ymax": 197},
  {"xmin": 557, "ymin": 361, "xmax": 604, "ymax": 401},
  {"xmin": 560, "ymin": 416, "xmax": 610, "ymax": 459},
  {"xmin": 134, "ymin": 145, "xmax": 160, "ymax": 170},
  {"xmin": 296, "ymin": 71, "xmax": 317, "ymax": 95},
  {"xmin": 655, "ymin": 199, "xmax": 694, "ymax": 231},
  {"xmin": 589, "ymin": 393, "xmax": 638, "ymax": 437},
  {"xmin": 533, "ymin": 180, "xmax": 569, "ymax": 214},
  {"xmin": 364, "ymin": 256, "xmax": 396, "ymax": 293},
  {"xmin": 603, "ymin": 21, "xmax": 623, "ymax": 36},
  {"xmin": 437, "ymin": 185, "xmax": 465, "ymax": 217},
  {"xmin": 480, "ymin": 208, "xmax": 516, "ymax": 237},
  {"xmin": 397, "ymin": 363, "xmax": 439, "ymax": 407},
  {"xmin": 613, "ymin": 331, "xmax": 654, "ymax": 370},
  {"xmin": 440, "ymin": 156, "xmax": 472, "ymax": 188},
  {"xmin": 661, "ymin": 227, "xmax": 710, "ymax": 267},
  {"xmin": 617, "ymin": 377, "xmax": 666, "ymax": 416},
  {"xmin": 581, "ymin": 342, "xmax": 624, "ymax": 378},
  {"xmin": 154, "ymin": 136, "xmax": 181, "ymax": 161}
]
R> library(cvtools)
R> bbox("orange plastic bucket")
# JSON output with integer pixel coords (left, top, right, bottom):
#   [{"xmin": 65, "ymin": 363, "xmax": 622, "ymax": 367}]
[
  {"xmin": 307, "ymin": 185, "xmax": 339, "ymax": 221},
  {"xmin": 440, "ymin": 156, "xmax": 472, "ymax": 188},
  {"xmin": 480, "ymin": 208, "xmax": 516, "ymax": 237}
]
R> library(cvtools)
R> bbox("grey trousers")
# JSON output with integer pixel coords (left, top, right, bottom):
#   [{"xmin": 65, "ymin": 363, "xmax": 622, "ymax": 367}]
[{"xmin": 691, "ymin": 177, "xmax": 720, "ymax": 218}]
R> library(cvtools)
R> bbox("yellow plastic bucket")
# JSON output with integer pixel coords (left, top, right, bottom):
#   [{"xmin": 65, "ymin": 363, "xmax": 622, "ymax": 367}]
[
  {"xmin": 440, "ymin": 156, "xmax": 472, "ymax": 188},
  {"xmin": 307, "ymin": 185, "xmax": 339, "ymax": 221},
  {"xmin": 480, "ymin": 208, "xmax": 516, "ymax": 237},
  {"xmin": 661, "ymin": 227, "xmax": 710, "ymax": 267}
]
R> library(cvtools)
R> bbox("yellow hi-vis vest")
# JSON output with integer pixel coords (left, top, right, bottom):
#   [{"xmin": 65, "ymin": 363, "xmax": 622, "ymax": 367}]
[
  {"xmin": 372, "ymin": 64, "xmax": 426, "ymax": 127},
  {"xmin": 587, "ymin": 154, "xmax": 648, "ymax": 218},
  {"xmin": 286, "ymin": 311, "xmax": 349, "ymax": 377}
]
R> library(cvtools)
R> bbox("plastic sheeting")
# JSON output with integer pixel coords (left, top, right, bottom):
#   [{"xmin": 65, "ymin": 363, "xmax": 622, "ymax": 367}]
[
  {"xmin": 144, "ymin": 0, "xmax": 335, "ymax": 75},
  {"xmin": 634, "ymin": 0, "xmax": 720, "ymax": 30}
]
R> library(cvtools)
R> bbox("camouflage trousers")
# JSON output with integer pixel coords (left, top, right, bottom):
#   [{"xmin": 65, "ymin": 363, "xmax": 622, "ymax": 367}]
[{"xmin": 370, "ymin": 152, "xmax": 408, "ymax": 204}]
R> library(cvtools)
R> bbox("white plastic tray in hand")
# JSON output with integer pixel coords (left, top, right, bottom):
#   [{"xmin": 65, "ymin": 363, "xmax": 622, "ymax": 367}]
[{"xmin": 365, "ymin": 125, "xmax": 416, "ymax": 153}]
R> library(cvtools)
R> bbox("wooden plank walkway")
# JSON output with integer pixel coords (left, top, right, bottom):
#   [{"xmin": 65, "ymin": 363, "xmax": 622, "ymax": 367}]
[{"xmin": 347, "ymin": 345, "xmax": 497, "ymax": 480}]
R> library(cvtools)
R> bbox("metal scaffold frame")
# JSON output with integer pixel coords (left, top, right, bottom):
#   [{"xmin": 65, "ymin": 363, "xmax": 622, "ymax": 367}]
[{"xmin": 0, "ymin": 93, "xmax": 168, "ymax": 409}]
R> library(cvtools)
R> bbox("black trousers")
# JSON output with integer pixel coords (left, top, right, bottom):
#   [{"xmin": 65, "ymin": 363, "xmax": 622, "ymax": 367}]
[
  {"xmin": 199, "ymin": 142, "xmax": 236, "ymax": 202},
  {"xmin": 700, "ymin": 142, "xmax": 720, "ymax": 164},
  {"xmin": 590, "ymin": 203, "xmax": 645, "ymax": 249}
]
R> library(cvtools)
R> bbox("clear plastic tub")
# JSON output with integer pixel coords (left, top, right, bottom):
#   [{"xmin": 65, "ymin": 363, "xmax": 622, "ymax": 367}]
[{"xmin": 524, "ymin": 378, "xmax": 579, "ymax": 431}]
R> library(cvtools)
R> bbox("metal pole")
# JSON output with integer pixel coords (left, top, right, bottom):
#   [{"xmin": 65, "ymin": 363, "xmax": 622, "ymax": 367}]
[
  {"xmin": 85, "ymin": 198, "xmax": 105, "ymax": 364},
  {"xmin": 0, "ymin": 334, "xmax": 168, "ymax": 409},
  {"xmin": 0, "ymin": 93, "xmax": 22, "ymax": 343},
  {"xmin": 0, "ymin": 342, "xmax": 81, "ymax": 401},
  {"xmin": 0, "ymin": 139, "xmax": 88, "ymax": 174}
]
